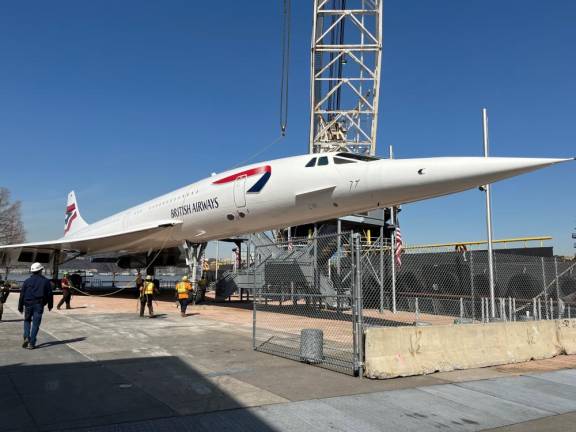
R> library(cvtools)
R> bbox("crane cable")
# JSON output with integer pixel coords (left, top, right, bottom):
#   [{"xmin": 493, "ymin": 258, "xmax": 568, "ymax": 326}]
[
  {"xmin": 279, "ymin": 0, "xmax": 291, "ymax": 136},
  {"xmin": 230, "ymin": 0, "xmax": 291, "ymax": 169}
]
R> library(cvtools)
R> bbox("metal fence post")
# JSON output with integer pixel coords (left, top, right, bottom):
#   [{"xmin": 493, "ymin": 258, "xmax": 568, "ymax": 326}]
[
  {"xmin": 351, "ymin": 233, "xmax": 358, "ymax": 375},
  {"xmin": 538, "ymin": 298, "xmax": 542, "ymax": 320},
  {"xmin": 352, "ymin": 233, "xmax": 364, "ymax": 378},
  {"xmin": 357, "ymin": 234, "xmax": 364, "ymax": 378},
  {"xmin": 541, "ymin": 257, "xmax": 549, "ymax": 319},
  {"xmin": 313, "ymin": 225, "xmax": 318, "ymax": 300},
  {"xmin": 379, "ymin": 225, "xmax": 384, "ymax": 313},
  {"xmin": 554, "ymin": 257, "xmax": 561, "ymax": 319},
  {"xmin": 337, "ymin": 220, "xmax": 342, "ymax": 277},
  {"xmin": 469, "ymin": 251, "xmax": 475, "ymax": 321},
  {"xmin": 252, "ymin": 252, "xmax": 257, "ymax": 350}
]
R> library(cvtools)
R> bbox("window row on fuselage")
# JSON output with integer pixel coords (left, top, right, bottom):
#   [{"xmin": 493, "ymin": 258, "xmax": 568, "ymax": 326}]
[
  {"xmin": 305, "ymin": 152, "xmax": 380, "ymax": 168},
  {"xmin": 129, "ymin": 187, "xmax": 202, "ymax": 217}
]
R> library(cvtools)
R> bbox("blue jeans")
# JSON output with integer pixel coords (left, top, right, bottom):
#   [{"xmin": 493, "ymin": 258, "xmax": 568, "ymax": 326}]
[{"xmin": 23, "ymin": 303, "xmax": 44, "ymax": 346}]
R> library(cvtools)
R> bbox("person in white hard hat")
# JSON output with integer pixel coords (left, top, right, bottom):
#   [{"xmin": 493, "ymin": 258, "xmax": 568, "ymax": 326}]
[{"xmin": 18, "ymin": 262, "xmax": 53, "ymax": 349}]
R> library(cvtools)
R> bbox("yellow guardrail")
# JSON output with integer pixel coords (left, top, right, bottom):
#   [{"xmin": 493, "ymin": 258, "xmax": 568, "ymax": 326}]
[{"xmin": 405, "ymin": 236, "xmax": 552, "ymax": 250}]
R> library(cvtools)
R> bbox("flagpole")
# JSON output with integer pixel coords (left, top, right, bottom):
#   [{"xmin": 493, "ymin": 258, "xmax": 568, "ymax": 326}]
[
  {"xmin": 391, "ymin": 207, "xmax": 397, "ymax": 314},
  {"xmin": 482, "ymin": 108, "xmax": 496, "ymax": 319},
  {"xmin": 389, "ymin": 145, "xmax": 397, "ymax": 314}
]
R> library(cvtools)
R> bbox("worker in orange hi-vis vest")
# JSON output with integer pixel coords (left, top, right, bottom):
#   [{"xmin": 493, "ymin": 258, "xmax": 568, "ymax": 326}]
[{"xmin": 175, "ymin": 276, "xmax": 193, "ymax": 317}]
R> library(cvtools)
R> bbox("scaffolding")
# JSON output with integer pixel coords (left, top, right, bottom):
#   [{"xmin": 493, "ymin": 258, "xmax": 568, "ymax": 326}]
[{"xmin": 309, "ymin": 0, "xmax": 383, "ymax": 155}]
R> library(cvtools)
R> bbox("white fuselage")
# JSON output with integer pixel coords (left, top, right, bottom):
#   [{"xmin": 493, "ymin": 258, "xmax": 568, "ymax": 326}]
[{"xmin": 64, "ymin": 152, "xmax": 568, "ymax": 253}]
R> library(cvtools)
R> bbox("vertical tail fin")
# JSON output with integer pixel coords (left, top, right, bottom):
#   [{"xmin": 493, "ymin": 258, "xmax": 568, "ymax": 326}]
[{"xmin": 64, "ymin": 191, "xmax": 89, "ymax": 237}]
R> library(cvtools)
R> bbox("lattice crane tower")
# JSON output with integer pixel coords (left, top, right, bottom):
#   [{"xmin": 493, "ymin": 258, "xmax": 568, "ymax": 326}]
[{"xmin": 309, "ymin": 0, "xmax": 383, "ymax": 155}]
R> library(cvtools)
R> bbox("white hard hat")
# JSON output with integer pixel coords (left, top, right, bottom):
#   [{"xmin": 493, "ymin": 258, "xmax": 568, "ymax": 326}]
[{"xmin": 30, "ymin": 262, "xmax": 44, "ymax": 272}]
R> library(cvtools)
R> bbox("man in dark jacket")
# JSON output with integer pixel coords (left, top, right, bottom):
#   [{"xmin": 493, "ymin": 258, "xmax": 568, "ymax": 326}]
[
  {"xmin": 0, "ymin": 280, "xmax": 11, "ymax": 321},
  {"xmin": 18, "ymin": 262, "xmax": 53, "ymax": 349}
]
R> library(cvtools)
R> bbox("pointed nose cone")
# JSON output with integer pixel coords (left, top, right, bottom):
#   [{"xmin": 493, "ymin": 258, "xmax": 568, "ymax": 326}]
[
  {"xmin": 444, "ymin": 157, "xmax": 572, "ymax": 186},
  {"xmin": 381, "ymin": 156, "xmax": 573, "ymax": 205},
  {"xmin": 454, "ymin": 157, "xmax": 574, "ymax": 186}
]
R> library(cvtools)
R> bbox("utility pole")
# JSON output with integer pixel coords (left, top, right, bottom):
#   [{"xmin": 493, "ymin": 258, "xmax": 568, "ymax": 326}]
[{"xmin": 482, "ymin": 108, "xmax": 496, "ymax": 319}]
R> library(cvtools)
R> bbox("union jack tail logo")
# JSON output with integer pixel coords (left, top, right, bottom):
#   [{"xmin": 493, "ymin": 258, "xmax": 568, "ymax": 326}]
[
  {"xmin": 64, "ymin": 204, "xmax": 78, "ymax": 234},
  {"xmin": 63, "ymin": 191, "xmax": 88, "ymax": 237}
]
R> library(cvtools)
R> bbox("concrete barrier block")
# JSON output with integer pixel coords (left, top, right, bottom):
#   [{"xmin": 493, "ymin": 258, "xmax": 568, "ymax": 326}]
[
  {"xmin": 506, "ymin": 320, "xmax": 561, "ymax": 361},
  {"xmin": 364, "ymin": 320, "xmax": 567, "ymax": 380},
  {"xmin": 363, "ymin": 326, "xmax": 445, "ymax": 378},
  {"xmin": 557, "ymin": 319, "xmax": 576, "ymax": 354}
]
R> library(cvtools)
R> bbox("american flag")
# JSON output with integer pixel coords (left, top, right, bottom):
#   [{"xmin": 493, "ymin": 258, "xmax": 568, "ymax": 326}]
[{"xmin": 394, "ymin": 221, "xmax": 404, "ymax": 267}]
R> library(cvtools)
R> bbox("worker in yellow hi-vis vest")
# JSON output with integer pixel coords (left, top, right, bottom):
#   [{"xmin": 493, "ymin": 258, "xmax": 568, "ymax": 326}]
[
  {"xmin": 175, "ymin": 276, "xmax": 193, "ymax": 317},
  {"xmin": 139, "ymin": 275, "xmax": 158, "ymax": 317}
]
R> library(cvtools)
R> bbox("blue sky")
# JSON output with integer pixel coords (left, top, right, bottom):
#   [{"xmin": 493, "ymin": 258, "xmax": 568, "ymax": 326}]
[{"xmin": 1, "ymin": 1, "xmax": 575, "ymax": 257}]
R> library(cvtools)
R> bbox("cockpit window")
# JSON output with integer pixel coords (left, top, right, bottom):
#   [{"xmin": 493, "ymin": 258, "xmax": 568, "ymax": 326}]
[
  {"xmin": 336, "ymin": 152, "xmax": 380, "ymax": 162},
  {"xmin": 305, "ymin": 157, "xmax": 317, "ymax": 167},
  {"xmin": 318, "ymin": 156, "xmax": 329, "ymax": 166},
  {"xmin": 334, "ymin": 157, "xmax": 355, "ymax": 164}
]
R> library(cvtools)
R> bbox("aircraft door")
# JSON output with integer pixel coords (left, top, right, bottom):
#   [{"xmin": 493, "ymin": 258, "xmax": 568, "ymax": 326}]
[{"xmin": 233, "ymin": 175, "xmax": 247, "ymax": 208}]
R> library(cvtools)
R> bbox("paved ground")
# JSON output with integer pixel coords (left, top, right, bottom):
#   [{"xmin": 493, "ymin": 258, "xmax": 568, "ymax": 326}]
[{"xmin": 1, "ymin": 294, "xmax": 576, "ymax": 431}]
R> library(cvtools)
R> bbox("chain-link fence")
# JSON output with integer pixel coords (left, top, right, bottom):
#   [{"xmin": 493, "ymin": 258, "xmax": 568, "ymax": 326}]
[
  {"xmin": 364, "ymin": 246, "xmax": 576, "ymax": 327},
  {"xmin": 252, "ymin": 232, "xmax": 363, "ymax": 375},
  {"xmin": 252, "ymin": 232, "xmax": 576, "ymax": 376}
]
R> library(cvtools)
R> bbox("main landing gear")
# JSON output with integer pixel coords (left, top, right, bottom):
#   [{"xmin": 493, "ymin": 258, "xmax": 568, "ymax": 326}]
[{"xmin": 183, "ymin": 241, "xmax": 207, "ymax": 303}]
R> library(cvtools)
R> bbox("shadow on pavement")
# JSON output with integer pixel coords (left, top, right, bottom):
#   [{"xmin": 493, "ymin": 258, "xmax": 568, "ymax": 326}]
[
  {"xmin": 0, "ymin": 355, "xmax": 279, "ymax": 432},
  {"xmin": 0, "ymin": 319, "xmax": 23, "ymax": 323},
  {"xmin": 34, "ymin": 337, "xmax": 86, "ymax": 349}
]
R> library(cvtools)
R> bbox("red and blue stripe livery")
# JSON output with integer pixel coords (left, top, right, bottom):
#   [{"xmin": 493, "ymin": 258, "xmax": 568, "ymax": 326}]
[{"xmin": 212, "ymin": 165, "xmax": 271, "ymax": 193}]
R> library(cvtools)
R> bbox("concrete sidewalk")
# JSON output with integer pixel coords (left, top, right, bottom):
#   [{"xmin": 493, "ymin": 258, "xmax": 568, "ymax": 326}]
[{"xmin": 1, "ymin": 296, "xmax": 576, "ymax": 431}]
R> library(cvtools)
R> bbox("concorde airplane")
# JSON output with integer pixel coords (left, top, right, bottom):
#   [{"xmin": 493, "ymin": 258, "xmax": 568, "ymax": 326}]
[{"xmin": 0, "ymin": 152, "xmax": 573, "ymax": 270}]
